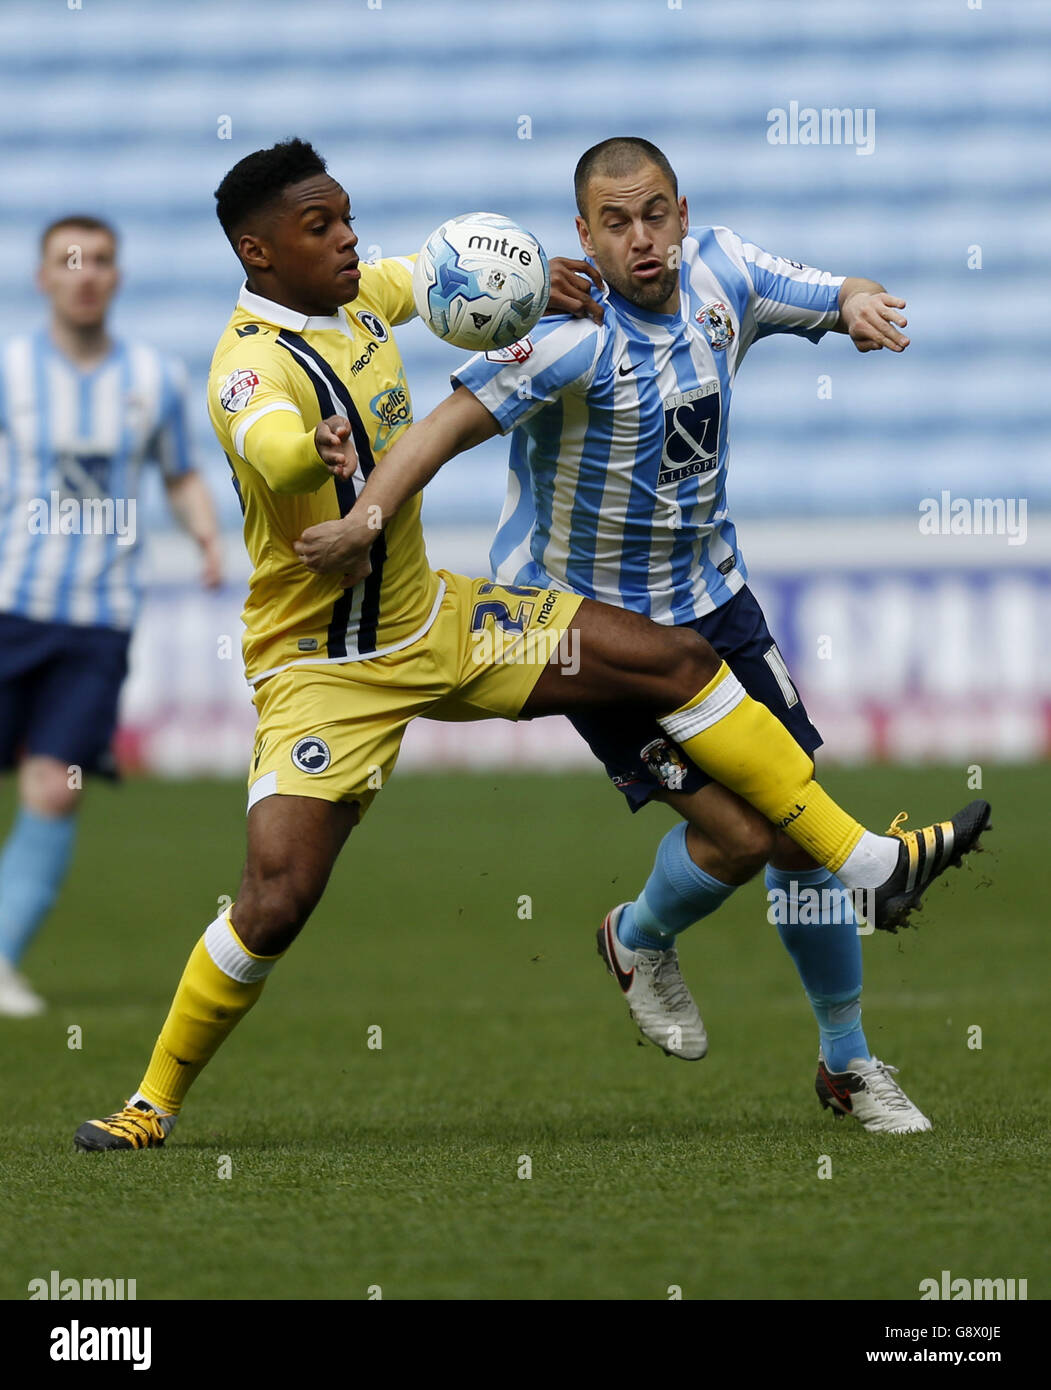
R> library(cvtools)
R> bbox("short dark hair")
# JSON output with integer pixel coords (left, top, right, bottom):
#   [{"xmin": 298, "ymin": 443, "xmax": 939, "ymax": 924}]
[
  {"xmin": 574, "ymin": 137, "xmax": 678, "ymax": 217},
  {"xmin": 214, "ymin": 138, "xmax": 328, "ymax": 249},
  {"xmin": 40, "ymin": 214, "xmax": 118, "ymax": 255}
]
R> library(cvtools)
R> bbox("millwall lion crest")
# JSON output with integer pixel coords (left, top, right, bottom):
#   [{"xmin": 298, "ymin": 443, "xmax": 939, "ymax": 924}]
[{"xmin": 696, "ymin": 299, "xmax": 735, "ymax": 351}]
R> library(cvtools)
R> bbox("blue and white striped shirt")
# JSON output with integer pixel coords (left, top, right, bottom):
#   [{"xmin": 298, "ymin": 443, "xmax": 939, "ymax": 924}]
[
  {"xmin": 0, "ymin": 331, "xmax": 193, "ymax": 630},
  {"xmin": 454, "ymin": 227, "xmax": 843, "ymax": 624}
]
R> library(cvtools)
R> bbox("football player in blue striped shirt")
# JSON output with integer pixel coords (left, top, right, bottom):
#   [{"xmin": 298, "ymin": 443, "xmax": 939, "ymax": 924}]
[
  {"xmin": 302, "ymin": 139, "xmax": 956, "ymax": 1134},
  {"xmin": 0, "ymin": 215, "xmax": 222, "ymax": 1016},
  {"xmin": 455, "ymin": 138, "xmax": 928, "ymax": 1132}
]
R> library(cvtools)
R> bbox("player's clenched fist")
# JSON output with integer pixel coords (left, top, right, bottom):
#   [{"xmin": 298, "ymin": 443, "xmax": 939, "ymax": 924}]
[
  {"xmin": 314, "ymin": 415, "xmax": 358, "ymax": 479},
  {"xmin": 293, "ymin": 516, "xmax": 373, "ymax": 588},
  {"xmin": 842, "ymin": 291, "xmax": 910, "ymax": 353}
]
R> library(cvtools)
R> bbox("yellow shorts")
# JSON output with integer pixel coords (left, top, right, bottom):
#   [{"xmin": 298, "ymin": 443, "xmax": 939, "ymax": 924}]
[{"xmin": 247, "ymin": 569, "xmax": 582, "ymax": 815}]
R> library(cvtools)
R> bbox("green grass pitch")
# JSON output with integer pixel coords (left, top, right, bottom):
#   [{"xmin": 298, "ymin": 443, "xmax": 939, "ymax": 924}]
[{"xmin": 1, "ymin": 764, "xmax": 1045, "ymax": 1301}]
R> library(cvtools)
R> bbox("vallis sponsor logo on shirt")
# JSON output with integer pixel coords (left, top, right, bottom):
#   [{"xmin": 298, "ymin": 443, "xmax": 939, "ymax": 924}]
[
  {"xmin": 372, "ymin": 384, "xmax": 410, "ymax": 431},
  {"xmin": 485, "ymin": 337, "xmax": 533, "ymax": 364},
  {"xmin": 219, "ymin": 369, "xmax": 260, "ymax": 413}
]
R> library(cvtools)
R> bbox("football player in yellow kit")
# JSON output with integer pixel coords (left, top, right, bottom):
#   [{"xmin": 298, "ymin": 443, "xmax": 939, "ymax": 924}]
[{"xmin": 73, "ymin": 140, "xmax": 988, "ymax": 1150}]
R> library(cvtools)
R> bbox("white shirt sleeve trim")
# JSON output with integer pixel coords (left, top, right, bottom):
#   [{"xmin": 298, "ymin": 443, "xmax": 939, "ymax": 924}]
[{"xmin": 234, "ymin": 402, "xmax": 303, "ymax": 459}]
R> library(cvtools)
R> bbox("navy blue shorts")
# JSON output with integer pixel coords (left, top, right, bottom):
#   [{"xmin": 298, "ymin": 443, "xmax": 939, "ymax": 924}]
[
  {"xmin": 569, "ymin": 586, "xmax": 822, "ymax": 812},
  {"xmin": 0, "ymin": 611, "xmax": 131, "ymax": 777}
]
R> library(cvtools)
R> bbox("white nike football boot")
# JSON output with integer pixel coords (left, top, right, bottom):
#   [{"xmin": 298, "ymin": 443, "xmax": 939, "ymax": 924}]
[
  {"xmin": 596, "ymin": 904, "xmax": 708, "ymax": 1059},
  {"xmin": 0, "ymin": 958, "xmax": 46, "ymax": 1017},
  {"xmin": 816, "ymin": 1052, "xmax": 932, "ymax": 1133}
]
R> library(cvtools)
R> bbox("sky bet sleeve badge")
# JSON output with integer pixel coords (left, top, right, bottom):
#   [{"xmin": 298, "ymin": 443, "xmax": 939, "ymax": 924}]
[{"xmin": 219, "ymin": 368, "xmax": 260, "ymax": 413}]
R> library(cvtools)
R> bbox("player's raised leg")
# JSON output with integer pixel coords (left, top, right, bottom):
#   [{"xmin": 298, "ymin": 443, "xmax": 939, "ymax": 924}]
[
  {"xmin": 522, "ymin": 598, "xmax": 991, "ymax": 932},
  {"xmin": 297, "ymin": 381, "xmax": 988, "ymax": 926},
  {"xmin": 73, "ymin": 794, "xmax": 358, "ymax": 1150}
]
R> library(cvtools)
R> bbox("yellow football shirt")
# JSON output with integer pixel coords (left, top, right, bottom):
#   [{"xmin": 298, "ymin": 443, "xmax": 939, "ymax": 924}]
[{"xmin": 207, "ymin": 257, "xmax": 441, "ymax": 683}]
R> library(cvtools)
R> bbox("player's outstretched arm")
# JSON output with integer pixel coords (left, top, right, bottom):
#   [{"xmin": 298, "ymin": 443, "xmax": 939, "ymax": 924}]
[
  {"xmin": 293, "ymin": 387, "xmax": 498, "ymax": 583},
  {"xmin": 833, "ymin": 276, "xmax": 910, "ymax": 352}
]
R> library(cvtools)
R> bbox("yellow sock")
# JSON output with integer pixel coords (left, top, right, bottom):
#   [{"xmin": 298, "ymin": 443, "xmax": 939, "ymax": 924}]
[
  {"xmin": 659, "ymin": 662, "xmax": 864, "ymax": 873},
  {"xmin": 138, "ymin": 911, "xmax": 281, "ymax": 1115}
]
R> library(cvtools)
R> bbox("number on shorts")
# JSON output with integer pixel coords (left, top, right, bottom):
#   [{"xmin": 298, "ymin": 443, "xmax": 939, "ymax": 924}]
[{"xmin": 470, "ymin": 598, "xmax": 534, "ymax": 634}]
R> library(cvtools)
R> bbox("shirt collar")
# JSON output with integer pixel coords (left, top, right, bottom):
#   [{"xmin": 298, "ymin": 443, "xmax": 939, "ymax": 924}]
[{"xmin": 237, "ymin": 283, "xmax": 347, "ymax": 333}]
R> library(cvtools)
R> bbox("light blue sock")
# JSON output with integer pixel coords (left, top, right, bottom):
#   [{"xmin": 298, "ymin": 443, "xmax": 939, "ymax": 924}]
[
  {"xmin": 765, "ymin": 864, "xmax": 870, "ymax": 1071},
  {"xmin": 0, "ymin": 808, "xmax": 78, "ymax": 966},
  {"xmin": 618, "ymin": 822, "xmax": 737, "ymax": 952}
]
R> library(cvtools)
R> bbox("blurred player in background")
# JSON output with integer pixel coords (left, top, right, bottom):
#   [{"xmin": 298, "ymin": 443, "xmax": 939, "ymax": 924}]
[{"xmin": 0, "ymin": 215, "xmax": 222, "ymax": 1016}]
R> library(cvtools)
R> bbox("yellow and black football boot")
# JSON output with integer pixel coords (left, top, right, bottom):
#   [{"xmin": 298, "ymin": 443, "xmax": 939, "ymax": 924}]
[{"xmin": 871, "ymin": 800, "xmax": 991, "ymax": 932}]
